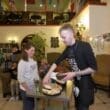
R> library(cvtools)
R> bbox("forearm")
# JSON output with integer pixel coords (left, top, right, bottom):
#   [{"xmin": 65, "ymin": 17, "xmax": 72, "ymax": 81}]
[
  {"xmin": 18, "ymin": 73, "xmax": 26, "ymax": 84},
  {"xmin": 46, "ymin": 63, "xmax": 57, "ymax": 77},
  {"xmin": 75, "ymin": 67, "xmax": 96, "ymax": 76}
]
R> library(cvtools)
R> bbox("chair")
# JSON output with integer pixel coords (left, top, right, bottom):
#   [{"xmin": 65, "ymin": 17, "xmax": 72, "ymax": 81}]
[
  {"xmin": 30, "ymin": 15, "xmax": 41, "ymax": 24},
  {"xmin": 47, "ymin": 52, "xmax": 69, "ymax": 72},
  {"xmin": 47, "ymin": 52, "xmax": 61, "ymax": 64},
  {"xmin": 53, "ymin": 15, "xmax": 64, "ymax": 25},
  {"xmin": 93, "ymin": 54, "xmax": 110, "ymax": 97},
  {"xmin": 6, "ymin": 12, "xmax": 22, "ymax": 24}
]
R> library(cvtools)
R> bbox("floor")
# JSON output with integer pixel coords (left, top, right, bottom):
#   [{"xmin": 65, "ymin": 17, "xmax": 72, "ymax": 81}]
[{"xmin": 0, "ymin": 80, "xmax": 110, "ymax": 110}]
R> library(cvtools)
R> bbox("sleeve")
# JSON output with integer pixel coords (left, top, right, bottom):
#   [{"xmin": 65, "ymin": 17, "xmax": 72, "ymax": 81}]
[
  {"xmin": 84, "ymin": 43, "xmax": 97, "ymax": 71},
  {"xmin": 54, "ymin": 48, "xmax": 68, "ymax": 65},
  {"xmin": 17, "ymin": 60, "xmax": 26, "ymax": 83}
]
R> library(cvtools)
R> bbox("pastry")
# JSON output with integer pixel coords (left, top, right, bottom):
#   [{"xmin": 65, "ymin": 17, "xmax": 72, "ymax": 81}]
[
  {"xmin": 43, "ymin": 84, "xmax": 52, "ymax": 90},
  {"xmin": 42, "ymin": 83, "xmax": 62, "ymax": 95}
]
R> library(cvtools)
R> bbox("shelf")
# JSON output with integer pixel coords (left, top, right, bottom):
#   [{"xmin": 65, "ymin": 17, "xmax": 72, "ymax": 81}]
[
  {"xmin": 0, "ymin": 43, "xmax": 18, "ymax": 53},
  {"xmin": 0, "ymin": 11, "xmax": 75, "ymax": 26}
]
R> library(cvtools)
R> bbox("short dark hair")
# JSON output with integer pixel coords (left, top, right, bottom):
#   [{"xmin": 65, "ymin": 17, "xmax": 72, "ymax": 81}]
[{"xmin": 59, "ymin": 24, "xmax": 75, "ymax": 34}]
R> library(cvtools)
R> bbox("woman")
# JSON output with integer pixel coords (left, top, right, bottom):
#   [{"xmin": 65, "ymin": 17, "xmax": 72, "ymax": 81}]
[{"xmin": 18, "ymin": 42, "xmax": 40, "ymax": 110}]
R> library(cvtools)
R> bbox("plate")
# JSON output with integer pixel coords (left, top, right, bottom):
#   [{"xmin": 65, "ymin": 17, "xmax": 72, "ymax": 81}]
[
  {"xmin": 56, "ymin": 74, "xmax": 67, "ymax": 80},
  {"xmin": 50, "ymin": 72, "xmax": 66, "ymax": 85},
  {"xmin": 50, "ymin": 72, "xmax": 58, "ymax": 80}
]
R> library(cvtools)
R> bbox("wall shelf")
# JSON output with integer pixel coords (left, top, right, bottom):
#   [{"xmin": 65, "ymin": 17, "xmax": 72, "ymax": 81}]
[{"xmin": 0, "ymin": 11, "xmax": 75, "ymax": 26}]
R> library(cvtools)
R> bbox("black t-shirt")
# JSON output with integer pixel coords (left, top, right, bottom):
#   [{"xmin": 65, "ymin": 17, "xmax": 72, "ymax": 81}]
[{"xmin": 54, "ymin": 40, "xmax": 97, "ymax": 71}]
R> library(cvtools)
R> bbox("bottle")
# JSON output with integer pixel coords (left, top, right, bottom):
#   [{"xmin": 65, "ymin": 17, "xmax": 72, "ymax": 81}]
[
  {"xmin": 35, "ymin": 80, "xmax": 40, "ymax": 92},
  {"xmin": 35, "ymin": 79, "xmax": 42, "ymax": 92}
]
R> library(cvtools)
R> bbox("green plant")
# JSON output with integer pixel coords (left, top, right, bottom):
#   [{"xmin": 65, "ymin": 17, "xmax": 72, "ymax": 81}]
[{"xmin": 31, "ymin": 32, "xmax": 46, "ymax": 62}]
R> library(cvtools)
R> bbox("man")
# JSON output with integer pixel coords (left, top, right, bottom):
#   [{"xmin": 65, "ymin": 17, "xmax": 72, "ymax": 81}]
[{"xmin": 43, "ymin": 24, "xmax": 97, "ymax": 110}]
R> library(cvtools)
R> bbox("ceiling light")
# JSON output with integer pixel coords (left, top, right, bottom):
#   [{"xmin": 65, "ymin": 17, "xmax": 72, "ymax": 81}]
[
  {"xmin": 53, "ymin": 4, "xmax": 56, "ymax": 8},
  {"xmin": 40, "ymin": 4, "xmax": 43, "ymax": 7}
]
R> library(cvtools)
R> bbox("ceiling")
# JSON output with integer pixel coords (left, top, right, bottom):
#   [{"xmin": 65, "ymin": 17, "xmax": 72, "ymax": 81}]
[{"xmin": 1, "ymin": 0, "xmax": 70, "ymax": 12}]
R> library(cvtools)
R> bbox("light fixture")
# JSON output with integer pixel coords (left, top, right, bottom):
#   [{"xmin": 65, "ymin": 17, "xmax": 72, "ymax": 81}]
[
  {"xmin": 76, "ymin": 23, "xmax": 86, "ymax": 32},
  {"xmin": 53, "ymin": 4, "xmax": 56, "ymax": 8},
  {"xmin": 75, "ymin": 23, "xmax": 86, "ymax": 40},
  {"xmin": 7, "ymin": 35, "xmax": 18, "ymax": 43},
  {"xmin": 39, "ymin": 4, "xmax": 43, "ymax": 7}
]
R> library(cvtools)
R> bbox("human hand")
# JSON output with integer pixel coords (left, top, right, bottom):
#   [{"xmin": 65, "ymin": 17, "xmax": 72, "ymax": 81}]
[
  {"xmin": 42, "ymin": 75, "xmax": 51, "ymax": 85},
  {"xmin": 62, "ymin": 72, "xmax": 76, "ymax": 81},
  {"xmin": 21, "ymin": 82, "xmax": 29, "ymax": 91}
]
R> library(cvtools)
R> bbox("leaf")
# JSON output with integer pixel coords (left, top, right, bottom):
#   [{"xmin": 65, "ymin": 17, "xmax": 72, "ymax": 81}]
[{"xmin": 30, "ymin": 31, "xmax": 47, "ymax": 61}]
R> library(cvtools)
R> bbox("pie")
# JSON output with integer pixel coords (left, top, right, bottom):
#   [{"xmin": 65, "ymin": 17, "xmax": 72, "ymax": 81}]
[
  {"xmin": 42, "ymin": 83, "xmax": 62, "ymax": 96},
  {"xmin": 42, "ymin": 88, "xmax": 61, "ymax": 95},
  {"xmin": 43, "ymin": 84, "xmax": 52, "ymax": 90}
]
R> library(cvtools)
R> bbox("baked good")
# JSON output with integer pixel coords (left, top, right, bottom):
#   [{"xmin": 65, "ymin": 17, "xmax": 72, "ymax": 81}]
[
  {"xmin": 42, "ymin": 83, "xmax": 62, "ymax": 95},
  {"xmin": 43, "ymin": 84, "xmax": 52, "ymax": 90},
  {"xmin": 42, "ymin": 88, "xmax": 61, "ymax": 95},
  {"xmin": 55, "ymin": 79, "xmax": 65, "ymax": 84}
]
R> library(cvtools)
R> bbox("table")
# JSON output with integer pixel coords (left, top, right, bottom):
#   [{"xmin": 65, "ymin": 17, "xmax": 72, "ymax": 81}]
[
  {"xmin": 27, "ymin": 81, "xmax": 73, "ymax": 110},
  {"xmin": 27, "ymin": 89, "xmax": 70, "ymax": 110}
]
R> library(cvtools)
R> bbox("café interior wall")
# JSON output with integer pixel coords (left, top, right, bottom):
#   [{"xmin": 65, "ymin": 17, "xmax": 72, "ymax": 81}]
[
  {"xmin": 0, "ymin": 26, "xmax": 65, "ymax": 54},
  {"xmin": 71, "ymin": 6, "xmax": 90, "ymax": 41},
  {"xmin": 71, "ymin": 4, "xmax": 110, "ymax": 54},
  {"xmin": 89, "ymin": 5, "xmax": 110, "ymax": 37},
  {"xmin": 89, "ymin": 5, "xmax": 110, "ymax": 54}
]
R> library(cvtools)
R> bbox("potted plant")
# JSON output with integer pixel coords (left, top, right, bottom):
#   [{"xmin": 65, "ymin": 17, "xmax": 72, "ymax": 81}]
[{"xmin": 30, "ymin": 32, "xmax": 47, "ymax": 62}]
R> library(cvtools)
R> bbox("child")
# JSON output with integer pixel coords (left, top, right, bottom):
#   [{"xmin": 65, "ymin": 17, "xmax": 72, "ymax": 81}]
[{"xmin": 18, "ymin": 42, "xmax": 40, "ymax": 110}]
